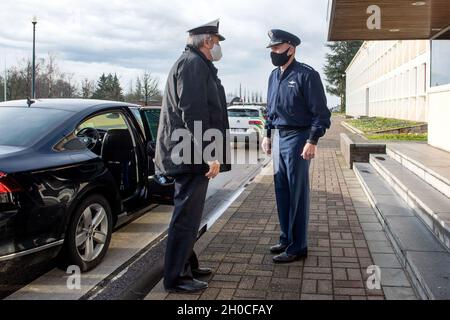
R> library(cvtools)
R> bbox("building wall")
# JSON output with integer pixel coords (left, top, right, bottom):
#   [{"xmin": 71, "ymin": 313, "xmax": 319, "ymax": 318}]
[
  {"xmin": 346, "ymin": 40, "xmax": 429, "ymax": 122},
  {"xmin": 428, "ymin": 87, "xmax": 450, "ymax": 152}
]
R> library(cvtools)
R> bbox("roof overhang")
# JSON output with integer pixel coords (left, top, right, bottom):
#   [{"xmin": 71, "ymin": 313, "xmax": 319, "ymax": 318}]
[{"xmin": 327, "ymin": 0, "xmax": 450, "ymax": 41}]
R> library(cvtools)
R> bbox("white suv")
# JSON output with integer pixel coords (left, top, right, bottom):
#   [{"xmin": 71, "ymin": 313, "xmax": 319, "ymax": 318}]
[{"xmin": 228, "ymin": 105, "xmax": 266, "ymax": 149}]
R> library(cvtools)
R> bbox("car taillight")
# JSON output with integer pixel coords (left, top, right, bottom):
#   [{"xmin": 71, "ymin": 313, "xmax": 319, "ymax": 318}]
[
  {"xmin": 249, "ymin": 120, "xmax": 263, "ymax": 126},
  {"xmin": 0, "ymin": 172, "xmax": 22, "ymax": 194}
]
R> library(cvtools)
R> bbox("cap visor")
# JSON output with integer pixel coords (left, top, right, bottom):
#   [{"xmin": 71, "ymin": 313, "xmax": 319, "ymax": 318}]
[
  {"xmin": 218, "ymin": 33, "xmax": 226, "ymax": 41},
  {"xmin": 266, "ymin": 41, "xmax": 284, "ymax": 48}
]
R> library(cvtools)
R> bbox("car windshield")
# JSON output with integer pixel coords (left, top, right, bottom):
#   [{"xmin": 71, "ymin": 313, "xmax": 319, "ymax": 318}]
[
  {"xmin": 0, "ymin": 107, "xmax": 72, "ymax": 147},
  {"xmin": 228, "ymin": 109, "xmax": 259, "ymax": 118}
]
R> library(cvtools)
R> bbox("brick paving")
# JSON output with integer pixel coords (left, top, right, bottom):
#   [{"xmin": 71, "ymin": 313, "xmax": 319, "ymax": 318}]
[{"xmin": 146, "ymin": 116, "xmax": 415, "ymax": 300}]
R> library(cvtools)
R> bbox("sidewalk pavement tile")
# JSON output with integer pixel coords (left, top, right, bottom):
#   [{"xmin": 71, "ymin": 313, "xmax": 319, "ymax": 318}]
[
  {"xmin": 383, "ymin": 287, "xmax": 418, "ymax": 300},
  {"xmin": 151, "ymin": 117, "xmax": 417, "ymax": 301},
  {"xmin": 380, "ymin": 268, "xmax": 411, "ymax": 287},
  {"xmin": 372, "ymin": 253, "xmax": 403, "ymax": 269}
]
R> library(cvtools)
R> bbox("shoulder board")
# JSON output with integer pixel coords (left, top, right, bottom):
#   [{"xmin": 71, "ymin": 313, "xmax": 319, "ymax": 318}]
[{"xmin": 299, "ymin": 63, "xmax": 315, "ymax": 72}]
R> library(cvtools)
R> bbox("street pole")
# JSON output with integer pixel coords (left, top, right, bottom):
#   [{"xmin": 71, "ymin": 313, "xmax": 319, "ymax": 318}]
[
  {"xmin": 32, "ymin": 16, "xmax": 37, "ymax": 99},
  {"xmin": 3, "ymin": 61, "xmax": 6, "ymax": 102}
]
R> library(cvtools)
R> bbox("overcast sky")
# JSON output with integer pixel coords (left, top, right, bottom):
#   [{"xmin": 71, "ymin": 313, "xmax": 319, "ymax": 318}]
[{"xmin": 0, "ymin": 0, "xmax": 339, "ymax": 107}]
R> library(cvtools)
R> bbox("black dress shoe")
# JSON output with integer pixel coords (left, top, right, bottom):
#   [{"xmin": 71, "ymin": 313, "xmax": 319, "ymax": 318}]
[
  {"xmin": 270, "ymin": 243, "xmax": 288, "ymax": 254},
  {"xmin": 273, "ymin": 251, "xmax": 308, "ymax": 264},
  {"xmin": 165, "ymin": 279, "xmax": 208, "ymax": 293},
  {"xmin": 192, "ymin": 267, "xmax": 212, "ymax": 277}
]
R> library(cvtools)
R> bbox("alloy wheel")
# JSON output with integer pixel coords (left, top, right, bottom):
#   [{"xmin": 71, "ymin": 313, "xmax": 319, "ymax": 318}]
[{"xmin": 75, "ymin": 203, "xmax": 109, "ymax": 262}]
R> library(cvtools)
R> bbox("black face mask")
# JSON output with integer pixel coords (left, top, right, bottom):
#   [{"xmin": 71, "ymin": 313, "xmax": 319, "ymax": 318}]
[{"xmin": 271, "ymin": 48, "xmax": 291, "ymax": 67}]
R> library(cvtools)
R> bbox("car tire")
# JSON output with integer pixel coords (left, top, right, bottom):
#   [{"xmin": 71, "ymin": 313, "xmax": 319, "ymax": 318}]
[{"xmin": 61, "ymin": 195, "xmax": 113, "ymax": 272}]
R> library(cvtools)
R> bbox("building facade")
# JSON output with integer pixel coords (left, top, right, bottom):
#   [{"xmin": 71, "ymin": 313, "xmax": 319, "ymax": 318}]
[{"xmin": 346, "ymin": 39, "xmax": 450, "ymax": 152}]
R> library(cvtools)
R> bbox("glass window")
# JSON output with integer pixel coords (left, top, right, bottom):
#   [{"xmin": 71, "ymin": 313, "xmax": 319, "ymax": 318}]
[
  {"xmin": 228, "ymin": 109, "xmax": 260, "ymax": 118},
  {"xmin": 54, "ymin": 132, "xmax": 87, "ymax": 151},
  {"xmin": 0, "ymin": 107, "xmax": 71, "ymax": 147},
  {"xmin": 77, "ymin": 112, "xmax": 128, "ymax": 131},
  {"xmin": 56, "ymin": 112, "xmax": 132, "ymax": 152},
  {"xmin": 67, "ymin": 112, "xmax": 132, "ymax": 154},
  {"xmin": 431, "ymin": 40, "xmax": 450, "ymax": 87},
  {"xmin": 142, "ymin": 109, "xmax": 161, "ymax": 141},
  {"xmin": 130, "ymin": 108, "xmax": 145, "ymax": 134}
]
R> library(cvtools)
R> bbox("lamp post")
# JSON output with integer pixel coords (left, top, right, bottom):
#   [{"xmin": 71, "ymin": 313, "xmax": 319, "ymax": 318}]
[
  {"xmin": 32, "ymin": 16, "xmax": 37, "ymax": 99},
  {"xmin": 3, "ymin": 61, "xmax": 6, "ymax": 102}
]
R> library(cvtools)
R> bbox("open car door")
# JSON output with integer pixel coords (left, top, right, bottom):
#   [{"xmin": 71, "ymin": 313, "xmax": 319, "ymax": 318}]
[{"xmin": 139, "ymin": 107, "xmax": 175, "ymax": 205}]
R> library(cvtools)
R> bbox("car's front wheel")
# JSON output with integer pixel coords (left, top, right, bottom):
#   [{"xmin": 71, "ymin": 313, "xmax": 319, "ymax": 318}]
[{"xmin": 62, "ymin": 195, "xmax": 113, "ymax": 272}]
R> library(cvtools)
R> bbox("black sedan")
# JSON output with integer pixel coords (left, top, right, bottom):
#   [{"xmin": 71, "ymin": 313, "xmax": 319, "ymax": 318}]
[{"xmin": 0, "ymin": 99, "xmax": 174, "ymax": 273}]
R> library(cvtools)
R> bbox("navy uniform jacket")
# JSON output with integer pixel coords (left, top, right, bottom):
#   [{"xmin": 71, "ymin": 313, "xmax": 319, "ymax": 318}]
[{"xmin": 266, "ymin": 60, "xmax": 331, "ymax": 144}]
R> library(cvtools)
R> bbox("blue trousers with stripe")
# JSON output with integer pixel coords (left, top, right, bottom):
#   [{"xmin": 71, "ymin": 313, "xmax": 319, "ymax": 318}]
[{"xmin": 273, "ymin": 129, "xmax": 311, "ymax": 255}]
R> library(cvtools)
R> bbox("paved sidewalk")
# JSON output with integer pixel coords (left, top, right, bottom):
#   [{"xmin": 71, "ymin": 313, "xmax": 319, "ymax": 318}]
[{"xmin": 146, "ymin": 116, "xmax": 417, "ymax": 300}]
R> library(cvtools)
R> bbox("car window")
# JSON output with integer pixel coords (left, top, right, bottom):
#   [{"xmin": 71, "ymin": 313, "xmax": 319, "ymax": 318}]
[
  {"xmin": 228, "ymin": 109, "xmax": 260, "ymax": 118},
  {"xmin": 142, "ymin": 109, "xmax": 161, "ymax": 141},
  {"xmin": 54, "ymin": 132, "xmax": 87, "ymax": 151},
  {"xmin": 57, "ymin": 112, "xmax": 131, "ymax": 153},
  {"xmin": 130, "ymin": 108, "xmax": 145, "ymax": 134},
  {"xmin": 0, "ymin": 107, "xmax": 72, "ymax": 147},
  {"xmin": 77, "ymin": 113, "xmax": 128, "ymax": 131}
]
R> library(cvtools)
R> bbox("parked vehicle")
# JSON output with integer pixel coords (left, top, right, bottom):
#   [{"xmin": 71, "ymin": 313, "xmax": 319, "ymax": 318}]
[
  {"xmin": 0, "ymin": 99, "xmax": 173, "ymax": 272},
  {"xmin": 227, "ymin": 105, "xmax": 266, "ymax": 149}
]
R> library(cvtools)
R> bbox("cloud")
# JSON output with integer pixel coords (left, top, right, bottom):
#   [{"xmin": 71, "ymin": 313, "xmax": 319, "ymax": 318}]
[{"xmin": 0, "ymin": 0, "xmax": 339, "ymax": 106}]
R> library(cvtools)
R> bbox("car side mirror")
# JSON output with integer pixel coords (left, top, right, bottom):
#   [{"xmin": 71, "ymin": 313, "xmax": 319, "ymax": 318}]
[{"xmin": 106, "ymin": 113, "xmax": 120, "ymax": 119}]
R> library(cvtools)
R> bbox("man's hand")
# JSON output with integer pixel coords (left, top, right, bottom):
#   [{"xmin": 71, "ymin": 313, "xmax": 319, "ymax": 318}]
[
  {"xmin": 206, "ymin": 160, "xmax": 221, "ymax": 179},
  {"xmin": 262, "ymin": 137, "xmax": 272, "ymax": 155},
  {"xmin": 301, "ymin": 143, "xmax": 317, "ymax": 161}
]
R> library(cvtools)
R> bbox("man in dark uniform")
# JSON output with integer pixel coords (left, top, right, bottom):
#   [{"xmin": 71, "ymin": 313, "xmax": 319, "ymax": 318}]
[
  {"xmin": 154, "ymin": 19, "xmax": 231, "ymax": 293},
  {"xmin": 262, "ymin": 29, "xmax": 331, "ymax": 263}
]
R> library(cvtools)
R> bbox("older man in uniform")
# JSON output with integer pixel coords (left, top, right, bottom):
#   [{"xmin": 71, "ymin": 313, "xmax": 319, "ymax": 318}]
[
  {"xmin": 155, "ymin": 19, "xmax": 231, "ymax": 293},
  {"xmin": 262, "ymin": 29, "xmax": 331, "ymax": 263}
]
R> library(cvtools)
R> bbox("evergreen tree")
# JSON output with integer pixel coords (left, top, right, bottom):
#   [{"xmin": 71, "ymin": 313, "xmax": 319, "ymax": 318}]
[
  {"xmin": 324, "ymin": 41, "xmax": 363, "ymax": 112},
  {"xmin": 92, "ymin": 73, "xmax": 124, "ymax": 101},
  {"xmin": 0, "ymin": 74, "xmax": 5, "ymax": 101},
  {"xmin": 92, "ymin": 73, "xmax": 108, "ymax": 99},
  {"xmin": 111, "ymin": 74, "xmax": 124, "ymax": 101}
]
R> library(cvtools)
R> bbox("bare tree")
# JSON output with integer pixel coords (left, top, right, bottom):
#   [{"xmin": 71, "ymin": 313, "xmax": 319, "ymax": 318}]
[
  {"xmin": 2, "ymin": 55, "xmax": 77, "ymax": 100},
  {"xmin": 37, "ymin": 54, "xmax": 57, "ymax": 98},
  {"xmin": 140, "ymin": 71, "xmax": 160, "ymax": 105},
  {"xmin": 126, "ymin": 71, "xmax": 161, "ymax": 105},
  {"xmin": 81, "ymin": 78, "xmax": 95, "ymax": 99}
]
